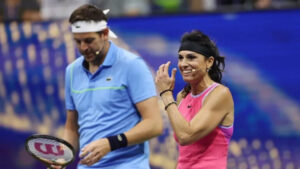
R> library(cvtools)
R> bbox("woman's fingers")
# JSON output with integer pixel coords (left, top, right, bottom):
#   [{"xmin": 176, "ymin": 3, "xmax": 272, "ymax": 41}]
[
  {"xmin": 158, "ymin": 64, "xmax": 165, "ymax": 73},
  {"xmin": 171, "ymin": 68, "xmax": 177, "ymax": 80},
  {"xmin": 170, "ymin": 68, "xmax": 177, "ymax": 89},
  {"xmin": 155, "ymin": 61, "xmax": 177, "ymax": 92},
  {"xmin": 157, "ymin": 62, "xmax": 171, "ymax": 77},
  {"xmin": 164, "ymin": 61, "xmax": 170, "ymax": 73}
]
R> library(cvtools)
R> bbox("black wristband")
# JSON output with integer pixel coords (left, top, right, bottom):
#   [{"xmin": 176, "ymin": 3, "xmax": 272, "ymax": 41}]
[
  {"xmin": 107, "ymin": 133, "xmax": 128, "ymax": 151},
  {"xmin": 159, "ymin": 89, "xmax": 173, "ymax": 97},
  {"xmin": 165, "ymin": 101, "xmax": 177, "ymax": 110}
]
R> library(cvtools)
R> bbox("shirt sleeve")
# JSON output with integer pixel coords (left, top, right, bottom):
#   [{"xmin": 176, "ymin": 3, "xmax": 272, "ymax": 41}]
[
  {"xmin": 65, "ymin": 64, "xmax": 76, "ymax": 110},
  {"xmin": 127, "ymin": 57, "xmax": 157, "ymax": 104}
]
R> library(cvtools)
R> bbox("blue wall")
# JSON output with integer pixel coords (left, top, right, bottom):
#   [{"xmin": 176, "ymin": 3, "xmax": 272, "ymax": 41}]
[{"xmin": 0, "ymin": 9, "xmax": 300, "ymax": 169}]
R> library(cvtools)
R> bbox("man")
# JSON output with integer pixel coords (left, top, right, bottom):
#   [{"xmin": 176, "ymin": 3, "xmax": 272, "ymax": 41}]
[{"xmin": 52, "ymin": 4, "xmax": 163, "ymax": 169}]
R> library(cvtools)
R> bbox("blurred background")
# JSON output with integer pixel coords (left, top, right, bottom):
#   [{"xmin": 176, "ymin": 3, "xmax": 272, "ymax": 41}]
[{"xmin": 1, "ymin": 0, "xmax": 300, "ymax": 169}]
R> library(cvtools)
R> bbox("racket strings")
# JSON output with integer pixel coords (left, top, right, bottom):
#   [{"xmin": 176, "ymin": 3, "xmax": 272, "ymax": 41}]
[{"xmin": 27, "ymin": 138, "xmax": 73, "ymax": 165}]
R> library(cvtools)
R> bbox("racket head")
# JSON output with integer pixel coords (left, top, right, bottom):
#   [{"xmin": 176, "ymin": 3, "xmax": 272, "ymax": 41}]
[{"xmin": 25, "ymin": 134, "xmax": 75, "ymax": 167}]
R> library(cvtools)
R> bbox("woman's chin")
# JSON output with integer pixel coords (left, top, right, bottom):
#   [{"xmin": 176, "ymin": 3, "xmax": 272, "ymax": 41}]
[{"xmin": 182, "ymin": 77, "xmax": 193, "ymax": 83}]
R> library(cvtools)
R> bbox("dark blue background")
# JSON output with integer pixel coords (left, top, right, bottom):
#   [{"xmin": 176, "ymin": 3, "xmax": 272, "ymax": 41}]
[{"xmin": 0, "ymin": 9, "xmax": 299, "ymax": 169}]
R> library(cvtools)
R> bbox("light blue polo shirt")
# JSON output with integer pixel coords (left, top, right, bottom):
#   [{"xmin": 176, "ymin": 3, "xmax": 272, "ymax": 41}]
[{"xmin": 65, "ymin": 42, "xmax": 156, "ymax": 169}]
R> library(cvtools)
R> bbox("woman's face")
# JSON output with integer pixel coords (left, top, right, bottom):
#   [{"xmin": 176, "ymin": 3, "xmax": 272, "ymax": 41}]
[{"xmin": 178, "ymin": 50, "xmax": 213, "ymax": 83}]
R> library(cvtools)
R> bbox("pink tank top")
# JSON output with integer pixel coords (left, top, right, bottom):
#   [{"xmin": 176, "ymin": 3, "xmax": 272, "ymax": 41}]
[{"xmin": 175, "ymin": 83, "xmax": 233, "ymax": 169}]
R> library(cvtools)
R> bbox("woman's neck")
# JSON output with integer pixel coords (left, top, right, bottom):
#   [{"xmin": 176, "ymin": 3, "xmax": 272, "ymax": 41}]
[{"xmin": 190, "ymin": 76, "xmax": 214, "ymax": 95}]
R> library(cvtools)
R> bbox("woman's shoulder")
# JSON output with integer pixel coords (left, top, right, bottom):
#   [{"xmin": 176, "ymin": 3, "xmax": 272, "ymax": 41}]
[
  {"xmin": 215, "ymin": 83, "xmax": 232, "ymax": 96},
  {"xmin": 202, "ymin": 83, "xmax": 234, "ymax": 106},
  {"xmin": 214, "ymin": 84, "xmax": 234, "ymax": 125},
  {"xmin": 208, "ymin": 83, "xmax": 234, "ymax": 107}
]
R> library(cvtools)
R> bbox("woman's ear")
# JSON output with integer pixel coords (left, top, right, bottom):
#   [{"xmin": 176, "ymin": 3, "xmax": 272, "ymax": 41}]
[{"xmin": 207, "ymin": 56, "xmax": 214, "ymax": 69}]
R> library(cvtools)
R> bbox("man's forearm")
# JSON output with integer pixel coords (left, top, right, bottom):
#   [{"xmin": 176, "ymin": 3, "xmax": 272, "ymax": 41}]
[
  {"xmin": 124, "ymin": 118, "xmax": 163, "ymax": 146},
  {"xmin": 63, "ymin": 128, "xmax": 79, "ymax": 153}
]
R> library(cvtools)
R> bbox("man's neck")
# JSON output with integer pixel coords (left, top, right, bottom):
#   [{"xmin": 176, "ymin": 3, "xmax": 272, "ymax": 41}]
[
  {"xmin": 88, "ymin": 41, "xmax": 110, "ymax": 73},
  {"xmin": 89, "ymin": 64, "xmax": 100, "ymax": 74}
]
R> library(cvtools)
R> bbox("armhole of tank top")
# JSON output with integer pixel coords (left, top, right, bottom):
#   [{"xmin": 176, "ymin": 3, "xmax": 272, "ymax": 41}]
[
  {"xmin": 219, "ymin": 123, "xmax": 234, "ymax": 128},
  {"xmin": 203, "ymin": 84, "xmax": 234, "ymax": 128},
  {"xmin": 176, "ymin": 92, "xmax": 182, "ymax": 105},
  {"xmin": 218, "ymin": 124, "xmax": 234, "ymax": 144},
  {"xmin": 219, "ymin": 127, "xmax": 232, "ymax": 144},
  {"xmin": 178, "ymin": 97, "xmax": 185, "ymax": 108}
]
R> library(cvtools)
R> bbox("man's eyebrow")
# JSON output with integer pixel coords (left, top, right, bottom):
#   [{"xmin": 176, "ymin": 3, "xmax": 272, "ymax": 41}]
[
  {"xmin": 73, "ymin": 38, "xmax": 81, "ymax": 41},
  {"xmin": 73, "ymin": 37, "xmax": 94, "ymax": 41}
]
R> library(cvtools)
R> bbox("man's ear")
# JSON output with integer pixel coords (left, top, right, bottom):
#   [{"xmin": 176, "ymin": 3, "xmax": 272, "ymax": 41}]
[
  {"xmin": 99, "ymin": 28, "xmax": 109, "ymax": 40},
  {"xmin": 103, "ymin": 28, "xmax": 109, "ymax": 40},
  {"xmin": 103, "ymin": 28, "xmax": 109, "ymax": 35}
]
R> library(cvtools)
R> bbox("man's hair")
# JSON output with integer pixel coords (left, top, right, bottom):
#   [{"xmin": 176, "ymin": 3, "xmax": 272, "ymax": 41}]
[{"xmin": 69, "ymin": 4, "xmax": 108, "ymax": 24}]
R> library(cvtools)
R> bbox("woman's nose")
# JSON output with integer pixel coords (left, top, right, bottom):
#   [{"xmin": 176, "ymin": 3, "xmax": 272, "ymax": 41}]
[{"xmin": 180, "ymin": 58, "xmax": 189, "ymax": 66}]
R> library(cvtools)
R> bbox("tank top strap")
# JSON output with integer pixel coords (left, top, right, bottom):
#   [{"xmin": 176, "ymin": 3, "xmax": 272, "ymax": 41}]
[
  {"xmin": 178, "ymin": 83, "xmax": 220, "ymax": 107},
  {"xmin": 190, "ymin": 83, "xmax": 219, "ymax": 97},
  {"xmin": 200, "ymin": 83, "xmax": 219, "ymax": 104}
]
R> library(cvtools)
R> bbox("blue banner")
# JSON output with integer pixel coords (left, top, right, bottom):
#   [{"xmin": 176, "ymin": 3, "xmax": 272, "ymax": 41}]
[{"xmin": 0, "ymin": 9, "xmax": 300, "ymax": 169}]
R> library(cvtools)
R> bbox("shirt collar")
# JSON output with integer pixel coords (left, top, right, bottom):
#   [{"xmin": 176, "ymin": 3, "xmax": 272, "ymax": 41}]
[{"xmin": 102, "ymin": 41, "xmax": 117, "ymax": 67}]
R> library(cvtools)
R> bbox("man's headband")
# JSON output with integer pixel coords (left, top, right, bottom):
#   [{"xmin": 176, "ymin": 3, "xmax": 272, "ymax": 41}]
[
  {"xmin": 178, "ymin": 40, "xmax": 214, "ymax": 58},
  {"xmin": 71, "ymin": 9, "xmax": 117, "ymax": 38}
]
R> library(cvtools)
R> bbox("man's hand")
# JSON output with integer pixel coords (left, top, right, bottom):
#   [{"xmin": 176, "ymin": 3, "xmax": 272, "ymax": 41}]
[
  {"xmin": 47, "ymin": 165, "xmax": 65, "ymax": 169},
  {"xmin": 79, "ymin": 138, "xmax": 111, "ymax": 166},
  {"xmin": 47, "ymin": 158, "xmax": 66, "ymax": 169}
]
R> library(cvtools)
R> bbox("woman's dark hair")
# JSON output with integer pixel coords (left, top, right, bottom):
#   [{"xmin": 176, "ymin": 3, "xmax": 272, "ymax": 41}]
[
  {"xmin": 181, "ymin": 30, "xmax": 225, "ymax": 98},
  {"xmin": 69, "ymin": 4, "xmax": 108, "ymax": 24}
]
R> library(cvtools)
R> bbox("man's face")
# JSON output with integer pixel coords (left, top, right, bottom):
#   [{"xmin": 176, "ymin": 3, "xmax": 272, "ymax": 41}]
[{"xmin": 73, "ymin": 32, "xmax": 108, "ymax": 63}]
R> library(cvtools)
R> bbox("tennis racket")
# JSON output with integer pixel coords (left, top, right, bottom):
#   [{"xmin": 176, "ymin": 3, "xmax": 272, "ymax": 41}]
[{"xmin": 25, "ymin": 134, "xmax": 75, "ymax": 168}]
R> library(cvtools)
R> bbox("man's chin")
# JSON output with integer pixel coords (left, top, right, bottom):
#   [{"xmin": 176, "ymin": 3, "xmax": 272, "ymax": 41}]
[{"xmin": 84, "ymin": 56, "xmax": 93, "ymax": 62}]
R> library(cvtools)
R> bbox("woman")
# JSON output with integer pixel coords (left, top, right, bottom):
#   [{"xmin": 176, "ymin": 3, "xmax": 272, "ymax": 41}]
[{"xmin": 155, "ymin": 30, "xmax": 234, "ymax": 169}]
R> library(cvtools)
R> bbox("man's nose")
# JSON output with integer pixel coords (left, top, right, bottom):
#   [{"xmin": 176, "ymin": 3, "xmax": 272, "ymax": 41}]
[{"xmin": 80, "ymin": 42, "xmax": 89, "ymax": 51}]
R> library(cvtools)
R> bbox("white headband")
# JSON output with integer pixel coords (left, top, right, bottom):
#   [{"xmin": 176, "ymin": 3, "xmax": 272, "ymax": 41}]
[{"xmin": 71, "ymin": 9, "xmax": 117, "ymax": 38}]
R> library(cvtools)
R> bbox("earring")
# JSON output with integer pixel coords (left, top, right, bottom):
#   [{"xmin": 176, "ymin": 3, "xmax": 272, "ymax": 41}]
[{"xmin": 206, "ymin": 68, "xmax": 211, "ymax": 72}]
